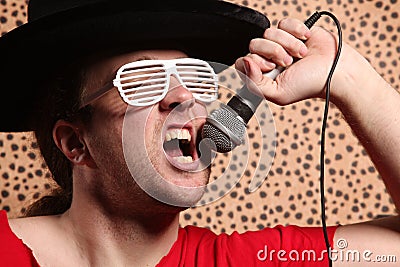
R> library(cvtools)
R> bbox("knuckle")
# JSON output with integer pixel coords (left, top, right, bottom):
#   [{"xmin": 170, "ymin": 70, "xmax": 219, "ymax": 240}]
[
  {"xmin": 272, "ymin": 44, "xmax": 284, "ymax": 57},
  {"xmin": 313, "ymin": 26, "xmax": 327, "ymax": 35},
  {"xmin": 249, "ymin": 54, "xmax": 260, "ymax": 62}
]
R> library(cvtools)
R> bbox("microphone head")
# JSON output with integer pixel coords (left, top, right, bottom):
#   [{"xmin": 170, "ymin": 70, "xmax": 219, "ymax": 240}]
[
  {"xmin": 202, "ymin": 105, "xmax": 246, "ymax": 153},
  {"xmin": 202, "ymin": 122, "xmax": 234, "ymax": 153}
]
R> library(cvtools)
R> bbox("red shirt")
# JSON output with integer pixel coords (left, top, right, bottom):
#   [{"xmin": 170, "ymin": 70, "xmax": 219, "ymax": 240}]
[{"xmin": 0, "ymin": 210, "xmax": 337, "ymax": 266}]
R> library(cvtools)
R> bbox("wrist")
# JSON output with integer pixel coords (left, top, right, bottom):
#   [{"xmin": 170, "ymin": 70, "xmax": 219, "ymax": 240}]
[{"xmin": 329, "ymin": 44, "xmax": 381, "ymax": 110}]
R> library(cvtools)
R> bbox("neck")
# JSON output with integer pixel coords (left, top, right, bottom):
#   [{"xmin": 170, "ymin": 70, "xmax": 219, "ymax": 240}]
[{"xmin": 60, "ymin": 182, "xmax": 181, "ymax": 266}]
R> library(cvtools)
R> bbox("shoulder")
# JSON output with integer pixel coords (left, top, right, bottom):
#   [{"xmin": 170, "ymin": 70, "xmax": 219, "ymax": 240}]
[
  {"xmin": 9, "ymin": 213, "xmax": 59, "ymax": 237},
  {"xmin": 9, "ymin": 213, "xmax": 65, "ymax": 258},
  {"xmin": 0, "ymin": 211, "xmax": 45, "ymax": 266},
  {"xmin": 8, "ymin": 213, "xmax": 74, "ymax": 266},
  {"xmin": 0, "ymin": 210, "xmax": 54, "ymax": 242}
]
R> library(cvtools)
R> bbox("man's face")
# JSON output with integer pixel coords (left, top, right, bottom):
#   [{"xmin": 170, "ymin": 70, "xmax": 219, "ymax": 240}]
[{"xmin": 81, "ymin": 50, "xmax": 211, "ymax": 208}]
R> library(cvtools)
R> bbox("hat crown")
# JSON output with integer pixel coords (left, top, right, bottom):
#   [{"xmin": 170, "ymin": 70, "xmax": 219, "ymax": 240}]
[
  {"xmin": 28, "ymin": 0, "xmax": 211, "ymax": 22},
  {"xmin": 28, "ymin": 0, "xmax": 103, "ymax": 21}
]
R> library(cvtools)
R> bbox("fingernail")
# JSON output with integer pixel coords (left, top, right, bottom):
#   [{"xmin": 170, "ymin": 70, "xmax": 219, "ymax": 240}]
[
  {"xmin": 283, "ymin": 55, "xmax": 293, "ymax": 66},
  {"xmin": 299, "ymin": 46, "xmax": 308, "ymax": 57},
  {"xmin": 304, "ymin": 29, "xmax": 311, "ymax": 39},
  {"xmin": 244, "ymin": 60, "xmax": 250, "ymax": 74}
]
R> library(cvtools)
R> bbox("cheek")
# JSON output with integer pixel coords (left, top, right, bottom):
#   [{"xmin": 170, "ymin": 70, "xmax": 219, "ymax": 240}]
[
  {"xmin": 95, "ymin": 116, "xmax": 124, "ymax": 148},
  {"xmin": 144, "ymin": 110, "xmax": 163, "ymax": 152},
  {"xmin": 122, "ymin": 106, "xmax": 158, "ymax": 153},
  {"xmin": 88, "ymin": 104, "xmax": 153, "ymax": 161}
]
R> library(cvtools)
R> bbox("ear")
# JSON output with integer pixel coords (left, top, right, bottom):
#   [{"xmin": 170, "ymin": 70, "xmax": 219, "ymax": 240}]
[{"xmin": 52, "ymin": 120, "xmax": 93, "ymax": 166}]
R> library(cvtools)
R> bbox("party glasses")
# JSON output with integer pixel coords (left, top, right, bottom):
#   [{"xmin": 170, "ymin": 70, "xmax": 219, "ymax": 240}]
[{"xmin": 81, "ymin": 58, "xmax": 219, "ymax": 108}]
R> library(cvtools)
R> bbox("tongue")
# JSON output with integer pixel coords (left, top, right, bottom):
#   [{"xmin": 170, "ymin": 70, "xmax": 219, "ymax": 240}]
[{"xmin": 163, "ymin": 139, "xmax": 183, "ymax": 157}]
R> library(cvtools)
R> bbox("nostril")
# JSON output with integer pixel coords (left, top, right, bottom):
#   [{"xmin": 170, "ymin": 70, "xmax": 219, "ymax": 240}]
[
  {"xmin": 168, "ymin": 98, "xmax": 195, "ymax": 110},
  {"xmin": 187, "ymin": 98, "xmax": 195, "ymax": 109},
  {"xmin": 169, "ymin": 102, "xmax": 180, "ymax": 109}
]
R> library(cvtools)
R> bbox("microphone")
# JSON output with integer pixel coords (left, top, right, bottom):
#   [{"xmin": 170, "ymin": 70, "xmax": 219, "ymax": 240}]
[{"xmin": 202, "ymin": 66, "xmax": 283, "ymax": 153}]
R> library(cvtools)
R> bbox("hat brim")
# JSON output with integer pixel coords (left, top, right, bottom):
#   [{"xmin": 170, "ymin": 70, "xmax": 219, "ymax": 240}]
[{"xmin": 0, "ymin": 1, "xmax": 269, "ymax": 131}]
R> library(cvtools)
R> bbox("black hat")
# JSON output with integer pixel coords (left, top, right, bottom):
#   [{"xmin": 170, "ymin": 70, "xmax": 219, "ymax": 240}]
[{"xmin": 0, "ymin": 0, "xmax": 269, "ymax": 131}]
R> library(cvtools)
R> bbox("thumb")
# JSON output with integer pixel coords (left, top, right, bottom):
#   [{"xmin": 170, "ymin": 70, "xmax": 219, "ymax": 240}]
[{"xmin": 243, "ymin": 58, "xmax": 279, "ymax": 100}]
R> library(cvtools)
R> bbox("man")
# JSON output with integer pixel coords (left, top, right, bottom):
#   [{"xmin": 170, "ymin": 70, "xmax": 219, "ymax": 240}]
[{"xmin": 0, "ymin": 0, "xmax": 399, "ymax": 266}]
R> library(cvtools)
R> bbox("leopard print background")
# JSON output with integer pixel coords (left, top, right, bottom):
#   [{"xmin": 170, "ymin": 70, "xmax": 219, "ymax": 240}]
[{"xmin": 0, "ymin": 0, "xmax": 398, "ymax": 234}]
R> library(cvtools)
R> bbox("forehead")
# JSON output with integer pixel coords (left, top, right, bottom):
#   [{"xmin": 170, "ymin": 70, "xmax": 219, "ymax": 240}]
[
  {"xmin": 89, "ymin": 50, "xmax": 188, "ymax": 77},
  {"xmin": 84, "ymin": 49, "xmax": 189, "ymax": 92}
]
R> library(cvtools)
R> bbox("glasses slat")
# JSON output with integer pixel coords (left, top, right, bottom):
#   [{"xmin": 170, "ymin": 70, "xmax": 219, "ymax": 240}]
[
  {"xmin": 125, "ymin": 89, "xmax": 165, "ymax": 98},
  {"xmin": 120, "ymin": 66, "xmax": 165, "ymax": 75},
  {"xmin": 117, "ymin": 72, "xmax": 166, "ymax": 82},
  {"xmin": 116, "ymin": 77, "xmax": 168, "ymax": 88},
  {"xmin": 120, "ymin": 83, "xmax": 166, "ymax": 94}
]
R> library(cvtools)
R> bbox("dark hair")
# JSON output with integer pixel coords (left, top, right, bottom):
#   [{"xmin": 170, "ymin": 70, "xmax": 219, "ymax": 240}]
[{"xmin": 24, "ymin": 61, "xmax": 91, "ymax": 217}]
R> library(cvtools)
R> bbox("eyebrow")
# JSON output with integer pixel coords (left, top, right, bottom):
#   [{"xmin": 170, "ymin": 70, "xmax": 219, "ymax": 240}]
[{"xmin": 133, "ymin": 55, "xmax": 159, "ymax": 61}]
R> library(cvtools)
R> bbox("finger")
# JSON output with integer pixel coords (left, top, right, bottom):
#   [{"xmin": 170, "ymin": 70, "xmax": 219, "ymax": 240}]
[
  {"xmin": 263, "ymin": 28, "xmax": 308, "ymax": 59},
  {"xmin": 235, "ymin": 57, "xmax": 247, "ymax": 78},
  {"xmin": 235, "ymin": 54, "xmax": 276, "ymax": 76},
  {"xmin": 241, "ymin": 57, "xmax": 280, "ymax": 101},
  {"xmin": 248, "ymin": 54, "xmax": 276, "ymax": 71},
  {"xmin": 248, "ymin": 54, "xmax": 276, "ymax": 69},
  {"xmin": 235, "ymin": 54, "xmax": 276, "ymax": 83},
  {"xmin": 249, "ymin": 38, "xmax": 294, "ymax": 67},
  {"xmin": 277, "ymin": 18, "xmax": 311, "ymax": 41}
]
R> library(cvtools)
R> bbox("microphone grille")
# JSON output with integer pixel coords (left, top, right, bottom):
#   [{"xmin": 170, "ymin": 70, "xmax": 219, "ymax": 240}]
[
  {"xmin": 202, "ymin": 106, "xmax": 246, "ymax": 153},
  {"xmin": 202, "ymin": 123, "xmax": 234, "ymax": 153}
]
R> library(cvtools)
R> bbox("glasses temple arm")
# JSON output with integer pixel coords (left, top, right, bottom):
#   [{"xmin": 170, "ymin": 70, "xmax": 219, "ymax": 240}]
[{"xmin": 80, "ymin": 82, "xmax": 114, "ymax": 108}]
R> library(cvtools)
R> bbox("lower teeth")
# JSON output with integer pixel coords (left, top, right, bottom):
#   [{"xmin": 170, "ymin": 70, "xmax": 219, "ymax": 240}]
[{"xmin": 173, "ymin": 156, "xmax": 193, "ymax": 163}]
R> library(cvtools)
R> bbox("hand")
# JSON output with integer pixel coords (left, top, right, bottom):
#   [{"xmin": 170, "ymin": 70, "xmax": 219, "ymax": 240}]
[{"xmin": 235, "ymin": 18, "xmax": 358, "ymax": 106}]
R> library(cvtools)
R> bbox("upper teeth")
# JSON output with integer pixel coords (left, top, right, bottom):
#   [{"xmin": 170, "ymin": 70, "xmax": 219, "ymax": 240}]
[{"xmin": 165, "ymin": 129, "xmax": 191, "ymax": 142}]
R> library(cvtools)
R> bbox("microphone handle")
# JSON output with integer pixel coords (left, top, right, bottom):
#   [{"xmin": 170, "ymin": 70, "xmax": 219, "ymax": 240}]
[{"xmin": 227, "ymin": 66, "xmax": 285, "ymax": 124}]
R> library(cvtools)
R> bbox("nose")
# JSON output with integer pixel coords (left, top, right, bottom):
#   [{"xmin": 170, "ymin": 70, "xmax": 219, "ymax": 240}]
[{"xmin": 159, "ymin": 75, "xmax": 195, "ymax": 110}]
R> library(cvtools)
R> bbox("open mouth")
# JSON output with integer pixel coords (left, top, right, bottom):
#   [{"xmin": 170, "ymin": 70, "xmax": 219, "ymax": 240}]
[{"xmin": 163, "ymin": 128, "xmax": 199, "ymax": 167}]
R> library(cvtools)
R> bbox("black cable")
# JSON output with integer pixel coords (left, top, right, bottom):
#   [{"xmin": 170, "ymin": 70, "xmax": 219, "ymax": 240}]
[{"xmin": 304, "ymin": 11, "xmax": 343, "ymax": 267}]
